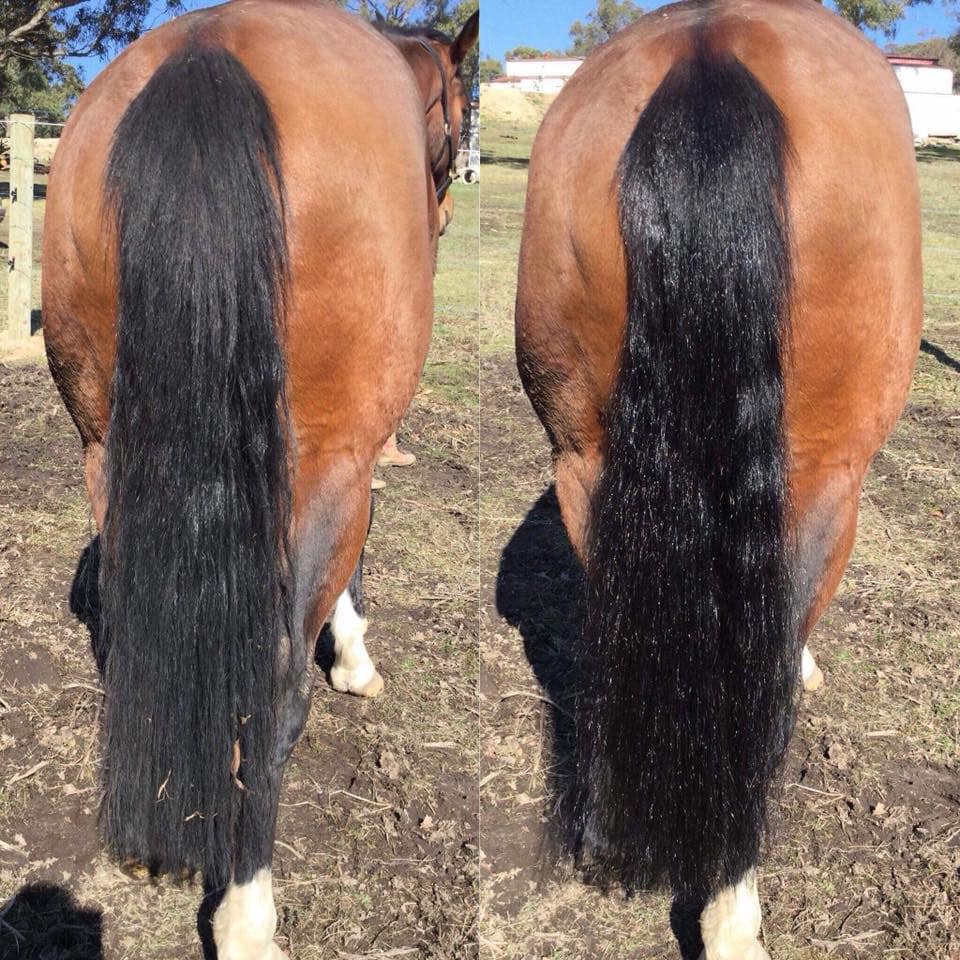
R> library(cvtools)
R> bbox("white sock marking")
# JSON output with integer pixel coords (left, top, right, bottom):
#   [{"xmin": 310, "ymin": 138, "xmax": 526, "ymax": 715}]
[
  {"xmin": 212, "ymin": 869, "xmax": 285, "ymax": 960},
  {"xmin": 330, "ymin": 590, "xmax": 376, "ymax": 692},
  {"xmin": 700, "ymin": 871, "xmax": 769, "ymax": 960}
]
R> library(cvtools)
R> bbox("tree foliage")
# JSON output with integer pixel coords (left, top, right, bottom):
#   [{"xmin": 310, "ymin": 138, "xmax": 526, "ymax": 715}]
[
  {"xmin": 0, "ymin": 0, "xmax": 183, "ymax": 104},
  {"xmin": 888, "ymin": 35, "xmax": 960, "ymax": 88},
  {"xmin": 568, "ymin": 0, "xmax": 643, "ymax": 55},
  {"xmin": 479, "ymin": 56, "xmax": 502, "ymax": 82},
  {"xmin": 0, "ymin": 0, "xmax": 183, "ymax": 69},
  {"xmin": 347, "ymin": 0, "xmax": 422, "ymax": 25},
  {"xmin": 1, "ymin": 57, "xmax": 82, "ymax": 121},
  {"xmin": 504, "ymin": 45, "xmax": 546, "ymax": 59},
  {"xmin": 831, "ymin": 0, "xmax": 934, "ymax": 36}
]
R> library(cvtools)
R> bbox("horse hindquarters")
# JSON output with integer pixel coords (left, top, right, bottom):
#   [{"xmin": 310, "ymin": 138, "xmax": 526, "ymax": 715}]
[
  {"xmin": 572, "ymin": 40, "xmax": 798, "ymax": 902},
  {"xmin": 100, "ymin": 45, "xmax": 290, "ymax": 891}
]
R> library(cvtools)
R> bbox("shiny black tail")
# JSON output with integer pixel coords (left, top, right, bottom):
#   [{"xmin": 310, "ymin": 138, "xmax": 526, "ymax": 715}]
[
  {"xmin": 573, "ymin": 39, "xmax": 799, "ymax": 898},
  {"xmin": 101, "ymin": 44, "xmax": 290, "ymax": 888}
]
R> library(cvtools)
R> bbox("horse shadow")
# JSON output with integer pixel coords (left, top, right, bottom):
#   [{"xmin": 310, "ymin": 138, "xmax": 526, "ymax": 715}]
[
  {"xmin": 69, "ymin": 535, "xmax": 107, "ymax": 674},
  {"xmin": 495, "ymin": 485, "xmax": 706, "ymax": 959},
  {"xmin": 0, "ymin": 884, "xmax": 104, "ymax": 959},
  {"xmin": 494, "ymin": 484, "xmax": 581, "ymax": 805},
  {"xmin": 915, "ymin": 143, "xmax": 960, "ymax": 163},
  {"xmin": 479, "ymin": 150, "xmax": 530, "ymax": 169}
]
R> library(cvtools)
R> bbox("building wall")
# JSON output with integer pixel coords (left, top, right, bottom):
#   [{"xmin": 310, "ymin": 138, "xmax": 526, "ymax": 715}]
[
  {"xmin": 516, "ymin": 76, "xmax": 567, "ymax": 94},
  {"xmin": 903, "ymin": 92, "xmax": 960, "ymax": 139},
  {"xmin": 890, "ymin": 64, "xmax": 960, "ymax": 139},
  {"xmin": 504, "ymin": 58, "xmax": 582, "ymax": 81},
  {"xmin": 892, "ymin": 64, "xmax": 954, "ymax": 96}
]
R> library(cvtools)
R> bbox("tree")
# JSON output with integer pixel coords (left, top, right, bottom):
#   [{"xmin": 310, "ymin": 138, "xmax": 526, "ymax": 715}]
[
  {"xmin": 568, "ymin": 0, "xmax": 643, "ymax": 56},
  {"xmin": 0, "ymin": 0, "xmax": 183, "ymax": 86},
  {"xmin": 504, "ymin": 45, "xmax": 545, "ymax": 59},
  {"xmin": 1, "ymin": 57, "xmax": 82, "ymax": 122},
  {"xmin": 349, "ymin": 0, "xmax": 422, "ymax": 25},
  {"xmin": 830, "ymin": 0, "xmax": 933, "ymax": 36},
  {"xmin": 479, "ymin": 56, "xmax": 502, "ymax": 83}
]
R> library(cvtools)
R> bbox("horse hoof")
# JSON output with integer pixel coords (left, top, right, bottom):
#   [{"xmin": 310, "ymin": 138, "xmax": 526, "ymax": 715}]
[
  {"xmin": 700, "ymin": 941, "xmax": 770, "ymax": 960},
  {"xmin": 803, "ymin": 665, "xmax": 824, "ymax": 692},
  {"xmin": 352, "ymin": 670, "xmax": 385, "ymax": 698},
  {"xmin": 330, "ymin": 667, "xmax": 384, "ymax": 699}
]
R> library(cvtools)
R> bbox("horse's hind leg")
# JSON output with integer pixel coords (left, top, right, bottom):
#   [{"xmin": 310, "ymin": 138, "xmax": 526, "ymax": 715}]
[
  {"xmin": 212, "ymin": 477, "xmax": 373, "ymax": 960},
  {"xmin": 210, "ymin": 762, "xmax": 288, "ymax": 959},
  {"xmin": 792, "ymin": 461, "xmax": 866, "ymax": 692},
  {"xmin": 211, "ymin": 868, "xmax": 286, "ymax": 960},
  {"xmin": 329, "ymin": 564, "xmax": 384, "ymax": 698},
  {"xmin": 329, "ymin": 498, "xmax": 383, "ymax": 698}
]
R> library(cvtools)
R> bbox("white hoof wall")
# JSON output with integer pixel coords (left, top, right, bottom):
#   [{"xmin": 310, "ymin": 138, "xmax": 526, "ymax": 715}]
[
  {"xmin": 802, "ymin": 645, "xmax": 824, "ymax": 692},
  {"xmin": 330, "ymin": 665, "xmax": 385, "ymax": 698},
  {"xmin": 700, "ymin": 941, "xmax": 770, "ymax": 960}
]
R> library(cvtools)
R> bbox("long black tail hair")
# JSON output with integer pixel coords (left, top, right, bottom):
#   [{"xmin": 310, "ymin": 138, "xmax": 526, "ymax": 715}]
[
  {"xmin": 573, "ymin": 37, "xmax": 798, "ymax": 899},
  {"xmin": 100, "ymin": 43, "xmax": 290, "ymax": 888}
]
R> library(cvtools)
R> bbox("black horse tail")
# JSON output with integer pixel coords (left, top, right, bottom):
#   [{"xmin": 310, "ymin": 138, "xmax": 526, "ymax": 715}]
[
  {"xmin": 100, "ymin": 44, "xmax": 290, "ymax": 888},
  {"xmin": 574, "ymin": 39, "xmax": 798, "ymax": 899}
]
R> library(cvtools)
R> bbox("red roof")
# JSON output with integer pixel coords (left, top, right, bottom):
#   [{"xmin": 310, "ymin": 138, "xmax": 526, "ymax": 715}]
[{"xmin": 886, "ymin": 55, "xmax": 939, "ymax": 66}]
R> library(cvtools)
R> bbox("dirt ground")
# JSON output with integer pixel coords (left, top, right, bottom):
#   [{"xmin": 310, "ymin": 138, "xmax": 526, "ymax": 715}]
[
  {"xmin": 0, "ymin": 183, "xmax": 479, "ymax": 959},
  {"xmin": 478, "ymin": 100, "xmax": 960, "ymax": 959}
]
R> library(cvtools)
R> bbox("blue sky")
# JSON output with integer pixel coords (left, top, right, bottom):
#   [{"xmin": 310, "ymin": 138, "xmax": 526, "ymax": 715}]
[
  {"xmin": 67, "ymin": 0, "xmax": 960, "ymax": 80},
  {"xmin": 481, "ymin": 0, "xmax": 959, "ymax": 61}
]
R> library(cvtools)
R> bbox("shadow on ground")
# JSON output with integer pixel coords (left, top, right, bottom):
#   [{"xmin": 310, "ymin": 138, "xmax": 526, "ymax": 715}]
[
  {"xmin": 0, "ymin": 884, "xmax": 104, "ymax": 960},
  {"xmin": 921, "ymin": 337, "xmax": 960, "ymax": 373},
  {"xmin": 494, "ymin": 485, "xmax": 705, "ymax": 959},
  {"xmin": 479, "ymin": 149, "xmax": 530, "ymax": 169},
  {"xmin": 916, "ymin": 143, "xmax": 960, "ymax": 163}
]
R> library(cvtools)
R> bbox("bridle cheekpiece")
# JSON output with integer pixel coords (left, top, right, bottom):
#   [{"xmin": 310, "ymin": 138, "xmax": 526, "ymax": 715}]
[{"xmin": 414, "ymin": 36, "xmax": 456, "ymax": 203}]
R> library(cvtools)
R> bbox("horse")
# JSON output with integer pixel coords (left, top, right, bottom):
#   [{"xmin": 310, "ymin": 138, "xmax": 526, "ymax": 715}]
[
  {"xmin": 40, "ymin": 1, "xmax": 476, "ymax": 956},
  {"xmin": 514, "ymin": 1, "xmax": 921, "ymax": 956}
]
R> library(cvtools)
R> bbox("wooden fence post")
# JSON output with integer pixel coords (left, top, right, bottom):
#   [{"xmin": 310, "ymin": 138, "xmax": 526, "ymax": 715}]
[{"xmin": 7, "ymin": 113, "xmax": 35, "ymax": 339}]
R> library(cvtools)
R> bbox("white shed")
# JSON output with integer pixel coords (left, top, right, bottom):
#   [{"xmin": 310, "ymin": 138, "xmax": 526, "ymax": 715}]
[
  {"xmin": 502, "ymin": 56, "xmax": 583, "ymax": 94},
  {"xmin": 888, "ymin": 56, "xmax": 960, "ymax": 140}
]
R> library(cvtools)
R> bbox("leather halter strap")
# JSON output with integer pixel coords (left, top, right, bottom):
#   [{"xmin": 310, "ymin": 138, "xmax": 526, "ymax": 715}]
[{"xmin": 413, "ymin": 36, "xmax": 455, "ymax": 203}]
